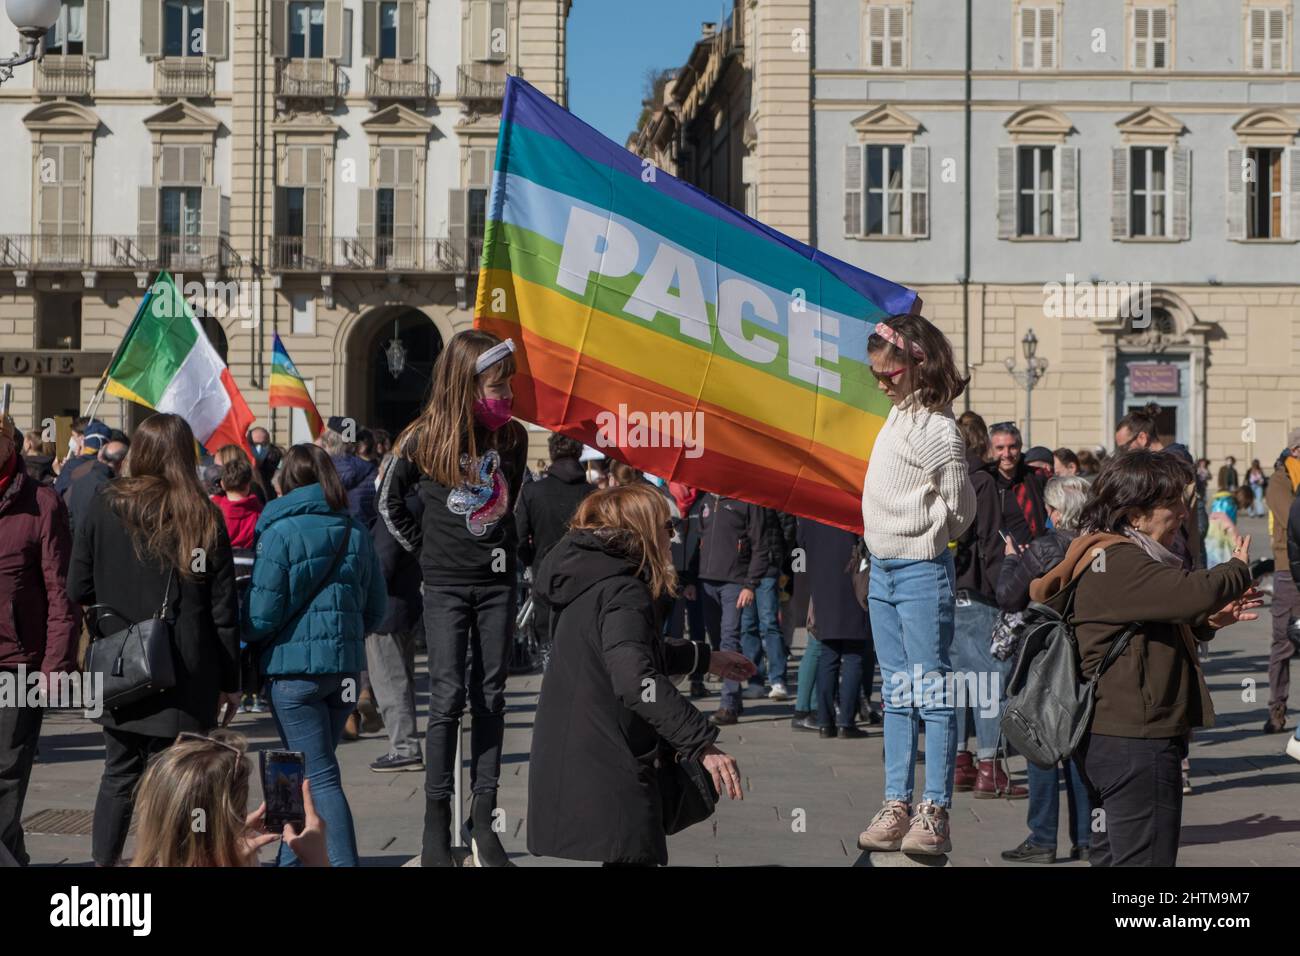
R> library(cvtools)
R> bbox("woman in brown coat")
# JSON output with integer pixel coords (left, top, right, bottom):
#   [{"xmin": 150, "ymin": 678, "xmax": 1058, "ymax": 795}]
[{"xmin": 1030, "ymin": 450, "xmax": 1260, "ymax": 867}]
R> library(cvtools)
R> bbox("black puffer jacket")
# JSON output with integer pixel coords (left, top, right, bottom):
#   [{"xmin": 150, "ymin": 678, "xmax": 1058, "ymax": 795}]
[
  {"xmin": 528, "ymin": 529, "xmax": 715, "ymax": 865},
  {"xmin": 515, "ymin": 456, "xmax": 594, "ymax": 569},
  {"xmin": 758, "ymin": 508, "xmax": 797, "ymax": 577},
  {"xmin": 995, "ymin": 527, "xmax": 1077, "ymax": 613}
]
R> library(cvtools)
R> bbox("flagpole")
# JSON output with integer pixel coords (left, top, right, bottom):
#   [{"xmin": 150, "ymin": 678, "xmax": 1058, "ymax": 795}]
[{"xmin": 83, "ymin": 272, "xmax": 163, "ymax": 421}]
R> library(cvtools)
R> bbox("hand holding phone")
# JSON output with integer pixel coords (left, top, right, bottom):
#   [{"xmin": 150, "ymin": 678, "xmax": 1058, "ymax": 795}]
[{"xmin": 259, "ymin": 750, "xmax": 307, "ymax": 833}]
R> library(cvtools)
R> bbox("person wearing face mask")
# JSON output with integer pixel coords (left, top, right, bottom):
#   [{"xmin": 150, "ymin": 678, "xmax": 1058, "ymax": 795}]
[
  {"xmin": 0, "ymin": 419, "xmax": 79, "ymax": 865},
  {"xmin": 1029, "ymin": 451, "xmax": 1259, "ymax": 866},
  {"xmin": 378, "ymin": 330, "xmax": 527, "ymax": 868}
]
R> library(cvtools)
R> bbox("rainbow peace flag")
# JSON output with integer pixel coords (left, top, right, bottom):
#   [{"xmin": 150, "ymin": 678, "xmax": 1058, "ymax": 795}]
[
  {"xmin": 269, "ymin": 333, "xmax": 323, "ymax": 440},
  {"xmin": 475, "ymin": 77, "xmax": 918, "ymax": 532}
]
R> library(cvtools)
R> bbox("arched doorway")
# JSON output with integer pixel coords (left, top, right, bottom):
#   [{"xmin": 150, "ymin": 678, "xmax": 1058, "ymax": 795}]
[{"xmin": 348, "ymin": 306, "xmax": 443, "ymax": 436}]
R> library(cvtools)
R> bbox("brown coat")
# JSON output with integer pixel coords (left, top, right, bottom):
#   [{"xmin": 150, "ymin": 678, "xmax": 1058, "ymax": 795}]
[
  {"xmin": 1265, "ymin": 459, "xmax": 1299, "ymax": 569},
  {"xmin": 1030, "ymin": 532, "xmax": 1251, "ymax": 739}
]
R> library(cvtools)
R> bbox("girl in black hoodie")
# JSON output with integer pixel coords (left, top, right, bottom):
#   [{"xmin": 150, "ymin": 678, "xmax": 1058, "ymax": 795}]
[
  {"xmin": 378, "ymin": 330, "xmax": 527, "ymax": 867},
  {"xmin": 528, "ymin": 484, "xmax": 753, "ymax": 865}
]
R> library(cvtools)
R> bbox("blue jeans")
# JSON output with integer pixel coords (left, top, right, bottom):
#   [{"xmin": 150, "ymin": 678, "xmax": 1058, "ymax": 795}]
[
  {"xmin": 869, "ymin": 552, "xmax": 957, "ymax": 808},
  {"xmin": 742, "ymin": 574, "xmax": 787, "ymax": 686},
  {"xmin": 795, "ymin": 635, "xmax": 822, "ymax": 711},
  {"xmin": 816, "ymin": 639, "xmax": 866, "ymax": 728},
  {"xmin": 949, "ymin": 597, "xmax": 1012, "ymax": 760},
  {"xmin": 670, "ymin": 587, "xmax": 707, "ymax": 645},
  {"xmin": 702, "ymin": 580, "xmax": 746, "ymax": 711},
  {"xmin": 270, "ymin": 673, "xmax": 360, "ymax": 867},
  {"xmin": 1026, "ymin": 759, "xmax": 1093, "ymax": 850}
]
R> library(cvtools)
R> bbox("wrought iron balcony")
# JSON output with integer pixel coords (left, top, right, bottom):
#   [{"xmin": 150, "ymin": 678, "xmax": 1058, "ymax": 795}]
[
  {"xmin": 366, "ymin": 61, "xmax": 440, "ymax": 102},
  {"xmin": 154, "ymin": 57, "xmax": 215, "ymax": 98},
  {"xmin": 457, "ymin": 62, "xmax": 509, "ymax": 102},
  {"xmin": 0, "ymin": 234, "xmax": 234, "ymax": 274},
  {"xmin": 271, "ymin": 235, "xmax": 483, "ymax": 274},
  {"xmin": 35, "ymin": 56, "xmax": 93, "ymax": 96},
  {"xmin": 276, "ymin": 59, "xmax": 348, "ymax": 104}
]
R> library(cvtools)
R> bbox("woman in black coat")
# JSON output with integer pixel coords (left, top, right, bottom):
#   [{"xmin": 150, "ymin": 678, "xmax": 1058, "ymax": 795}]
[
  {"xmin": 67, "ymin": 413, "xmax": 239, "ymax": 867},
  {"xmin": 527, "ymin": 483, "xmax": 754, "ymax": 866}
]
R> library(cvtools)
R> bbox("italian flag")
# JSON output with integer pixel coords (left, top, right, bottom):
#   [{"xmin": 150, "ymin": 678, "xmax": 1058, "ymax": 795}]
[{"xmin": 105, "ymin": 272, "xmax": 255, "ymax": 454}]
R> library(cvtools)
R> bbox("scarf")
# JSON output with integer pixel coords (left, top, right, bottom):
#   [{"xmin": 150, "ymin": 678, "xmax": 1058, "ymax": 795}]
[
  {"xmin": 1122, "ymin": 527, "xmax": 1184, "ymax": 569},
  {"xmin": 668, "ymin": 481, "xmax": 698, "ymax": 518},
  {"xmin": 1287, "ymin": 456, "xmax": 1300, "ymax": 493}
]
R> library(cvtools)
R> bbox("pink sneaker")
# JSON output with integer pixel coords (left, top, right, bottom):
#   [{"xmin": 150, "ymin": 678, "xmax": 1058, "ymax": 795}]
[
  {"xmin": 857, "ymin": 800, "xmax": 911, "ymax": 851},
  {"xmin": 901, "ymin": 800, "xmax": 952, "ymax": 855}
]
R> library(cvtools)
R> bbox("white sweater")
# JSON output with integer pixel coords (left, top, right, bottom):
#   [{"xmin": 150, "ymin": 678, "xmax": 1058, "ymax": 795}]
[{"xmin": 861, "ymin": 400, "xmax": 976, "ymax": 561}]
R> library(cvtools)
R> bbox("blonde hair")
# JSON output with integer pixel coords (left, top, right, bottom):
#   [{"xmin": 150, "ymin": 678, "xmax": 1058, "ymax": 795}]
[
  {"xmin": 570, "ymin": 483, "xmax": 678, "ymax": 600},
  {"xmin": 131, "ymin": 731, "xmax": 254, "ymax": 868},
  {"xmin": 394, "ymin": 330, "xmax": 519, "ymax": 487}
]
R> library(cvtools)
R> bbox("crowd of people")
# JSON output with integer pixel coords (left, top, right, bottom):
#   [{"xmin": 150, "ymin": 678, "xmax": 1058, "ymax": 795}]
[{"xmin": 1, "ymin": 317, "xmax": 1297, "ymax": 869}]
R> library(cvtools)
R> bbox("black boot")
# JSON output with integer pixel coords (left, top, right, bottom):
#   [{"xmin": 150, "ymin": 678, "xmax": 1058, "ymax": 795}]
[
  {"xmin": 421, "ymin": 798, "xmax": 454, "ymax": 868},
  {"xmin": 464, "ymin": 792, "xmax": 514, "ymax": 867}
]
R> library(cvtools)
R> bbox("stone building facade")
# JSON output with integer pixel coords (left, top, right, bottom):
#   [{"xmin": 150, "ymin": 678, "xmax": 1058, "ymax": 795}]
[{"xmin": 0, "ymin": 0, "xmax": 569, "ymax": 455}]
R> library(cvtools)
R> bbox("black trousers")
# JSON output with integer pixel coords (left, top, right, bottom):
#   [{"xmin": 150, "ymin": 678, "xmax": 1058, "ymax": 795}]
[
  {"xmin": 422, "ymin": 583, "xmax": 515, "ymax": 801},
  {"xmin": 93, "ymin": 727, "xmax": 172, "ymax": 866},
  {"xmin": 1077, "ymin": 732, "xmax": 1186, "ymax": 867},
  {"xmin": 0, "ymin": 698, "xmax": 44, "ymax": 866}
]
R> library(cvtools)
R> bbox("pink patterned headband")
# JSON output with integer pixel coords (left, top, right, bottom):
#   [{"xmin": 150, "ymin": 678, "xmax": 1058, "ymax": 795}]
[{"xmin": 873, "ymin": 322, "xmax": 925, "ymax": 361}]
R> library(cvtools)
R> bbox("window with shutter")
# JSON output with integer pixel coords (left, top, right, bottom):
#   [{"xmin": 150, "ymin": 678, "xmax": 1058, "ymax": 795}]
[
  {"xmin": 396, "ymin": 0, "xmax": 415, "ymax": 60},
  {"xmin": 864, "ymin": 4, "xmax": 906, "ymax": 69},
  {"xmin": 1132, "ymin": 6, "xmax": 1170, "ymax": 70},
  {"xmin": 867, "ymin": 7, "xmax": 885, "ymax": 68},
  {"xmin": 906, "ymin": 145, "xmax": 928, "ymax": 238},
  {"xmin": 1019, "ymin": 5, "xmax": 1057, "ymax": 70},
  {"xmin": 469, "ymin": 0, "xmax": 489, "ymax": 61},
  {"xmin": 45, "ymin": 0, "xmax": 86, "ymax": 55},
  {"xmin": 1226, "ymin": 147, "xmax": 1246, "ymax": 240},
  {"xmin": 1016, "ymin": 145, "xmax": 1056, "ymax": 236},
  {"xmin": 1057, "ymin": 145, "xmax": 1078, "ymax": 238},
  {"xmin": 468, "ymin": 146, "xmax": 492, "ymax": 188},
  {"xmin": 996, "ymin": 146, "xmax": 1017, "ymax": 238},
  {"xmin": 1111, "ymin": 147, "xmax": 1129, "ymax": 238},
  {"xmin": 1248, "ymin": 6, "xmax": 1287, "ymax": 71},
  {"xmin": 844, "ymin": 144, "xmax": 863, "ymax": 236},
  {"xmin": 1246, "ymin": 146, "xmax": 1284, "ymax": 238},
  {"xmin": 488, "ymin": 0, "xmax": 507, "ymax": 62},
  {"xmin": 1129, "ymin": 146, "xmax": 1170, "ymax": 237},
  {"xmin": 204, "ymin": 0, "xmax": 229, "ymax": 59},
  {"xmin": 887, "ymin": 6, "xmax": 905, "ymax": 68},
  {"xmin": 1171, "ymin": 146, "xmax": 1190, "ymax": 240},
  {"xmin": 865, "ymin": 144, "xmax": 905, "ymax": 236}
]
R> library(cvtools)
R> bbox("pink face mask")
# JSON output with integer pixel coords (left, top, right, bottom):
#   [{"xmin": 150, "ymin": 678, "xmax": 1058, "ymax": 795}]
[{"xmin": 473, "ymin": 397, "xmax": 514, "ymax": 431}]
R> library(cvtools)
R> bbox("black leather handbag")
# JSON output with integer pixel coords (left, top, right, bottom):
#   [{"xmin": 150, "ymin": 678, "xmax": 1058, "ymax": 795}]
[
  {"xmin": 658, "ymin": 745, "xmax": 718, "ymax": 835},
  {"xmin": 84, "ymin": 569, "xmax": 178, "ymax": 711}
]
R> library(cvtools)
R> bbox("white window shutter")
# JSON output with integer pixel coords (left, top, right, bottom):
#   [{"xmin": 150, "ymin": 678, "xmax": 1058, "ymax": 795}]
[
  {"xmin": 397, "ymin": 1, "xmax": 416, "ymax": 60},
  {"xmin": 325, "ymin": 0, "xmax": 345, "ymax": 60},
  {"xmin": 138, "ymin": 187, "xmax": 159, "ymax": 258},
  {"xmin": 141, "ymin": 0, "xmax": 163, "ymax": 58},
  {"xmin": 204, "ymin": 1, "xmax": 229, "ymax": 60},
  {"xmin": 1250, "ymin": 8, "xmax": 1266, "ymax": 70},
  {"xmin": 394, "ymin": 186, "xmax": 417, "ymax": 245},
  {"xmin": 470, "ymin": 0, "xmax": 489, "ymax": 61},
  {"xmin": 85, "ymin": 0, "xmax": 108, "ymax": 58},
  {"xmin": 867, "ymin": 6, "xmax": 884, "ymax": 67},
  {"xmin": 38, "ymin": 146, "xmax": 60, "ymax": 237},
  {"xmin": 305, "ymin": 145, "xmax": 325, "ymax": 186},
  {"xmin": 1151, "ymin": 7, "xmax": 1168, "ymax": 68},
  {"xmin": 997, "ymin": 145, "xmax": 1017, "ymax": 238},
  {"xmin": 1268, "ymin": 10, "xmax": 1284, "ymax": 70},
  {"xmin": 160, "ymin": 145, "xmax": 181, "ymax": 184},
  {"xmin": 378, "ymin": 146, "xmax": 396, "ymax": 187},
  {"xmin": 397, "ymin": 146, "xmax": 417, "ymax": 185},
  {"xmin": 1039, "ymin": 8, "xmax": 1056, "ymax": 70},
  {"xmin": 1057, "ymin": 145, "xmax": 1078, "ymax": 238},
  {"xmin": 361, "ymin": 0, "xmax": 378, "ymax": 57},
  {"xmin": 1226, "ymin": 147, "xmax": 1246, "ymax": 240},
  {"xmin": 844, "ymin": 144, "xmax": 862, "ymax": 236},
  {"xmin": 270, "ymin": 0, "xmax": 287, "ymax": 57},
  {"xmin": 1020, "ymin": 7, "xmax": 1035, "ymax": 68},
  {"xmin": 183, "ymin": 145, "xmax": 204, "ymax": 184},
  {"xmin": 201, "ymin": 186, "xmax": 220, "ymax": 239},
  {"xmin": 1111, "ymin": 146, "xmax": 1129, "ymax": 238},
  {"xmin": 1133, "ymin": 8, "xmax": 1148, "ymax": 69},
  {"xmin": 1171, "ymin": 146, "xmax": 1190, "ymax": 240},
  {"xmin": 469, "ymin": 147, "xmax": 491, "ymax": 188},
  {"xmin": 303, "ymin": 186, "xmax": 323, "ymax": 258},
  {"xmin": 1286, "ymin": 148, "xmax": 1300, "ymax": 240},
  {"xmin": 906, "ymin": 145, "xmax": 928, "ymax": 238},
  {"xmin": 887, "ymin": 6, "xmax": 905, "ymax": 68},
  {"xmin": 357, "ymin": 188, "xmax": 375, "ymax": 255}
]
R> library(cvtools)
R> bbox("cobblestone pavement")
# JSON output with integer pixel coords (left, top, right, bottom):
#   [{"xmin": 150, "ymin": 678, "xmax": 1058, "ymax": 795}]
[{"xmin": 22, "ymin": 517, "xmax": 1300, "ymax": 867}]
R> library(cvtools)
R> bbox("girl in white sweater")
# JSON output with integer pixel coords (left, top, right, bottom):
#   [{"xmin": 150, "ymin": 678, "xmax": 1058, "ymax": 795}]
[{"xmin": 856, "ymin": 314, "xmax": 975, "ymax": 857}]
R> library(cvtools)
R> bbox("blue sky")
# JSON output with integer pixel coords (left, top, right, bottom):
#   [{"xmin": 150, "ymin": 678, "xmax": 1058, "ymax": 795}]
[{"xmin": 567, "ymin": 0, "xmax": 732, "ymax": 144}]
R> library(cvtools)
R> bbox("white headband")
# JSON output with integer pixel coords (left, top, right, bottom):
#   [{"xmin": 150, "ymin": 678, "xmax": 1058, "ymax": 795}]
[{"xmin": 475, "ymin": 338, "xmax": 516, "ymax": 374}]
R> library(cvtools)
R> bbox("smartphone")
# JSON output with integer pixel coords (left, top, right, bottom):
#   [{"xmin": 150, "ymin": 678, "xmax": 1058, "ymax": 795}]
[{"xmin": 259, "ymin": 750, "xmax": 307, "ymax": 833}]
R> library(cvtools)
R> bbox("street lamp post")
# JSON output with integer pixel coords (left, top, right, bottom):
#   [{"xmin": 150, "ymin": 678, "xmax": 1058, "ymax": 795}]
[
  {"xmin": 0, "ymin": 0, "xmax": 61, "ymax": 85},
  {"xmin": 1003, "ymin": 329, "xmax": 1049, "ymax": 447}
]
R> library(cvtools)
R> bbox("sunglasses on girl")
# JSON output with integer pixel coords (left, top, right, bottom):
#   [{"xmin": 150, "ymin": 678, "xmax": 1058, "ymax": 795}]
[{"xmin": 871, "ymin": 367, "xmax": 907, "ymax": 384}]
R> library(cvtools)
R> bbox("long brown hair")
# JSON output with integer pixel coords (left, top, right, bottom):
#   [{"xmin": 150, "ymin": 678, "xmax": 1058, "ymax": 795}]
[
  {"xmin": 131, "ymin": 731, "xmax": 253, "ymax": 867},
  {"xmin": 279, "ymin": 443, "xmax": 349, "ymax": 511},
  {"xmin": 104, "ymin": 413, "xmax": 219, "ymax": 577},
  {"xmin": 570, "ymin": 483, "xmax": 677, "ymax": 600},
  {"xmin": 394, "ymin": 330, "xmax": 518, "ymax": 486},
  {"xmin": 868, "ymin": 313, "xmax": 968, "ymax": 411}
]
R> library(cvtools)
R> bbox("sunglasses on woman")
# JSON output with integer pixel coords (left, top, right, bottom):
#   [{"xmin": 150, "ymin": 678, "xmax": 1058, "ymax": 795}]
[{"xmin": 871, "ymin": 367, "xmax": 907, "ymax": 384}]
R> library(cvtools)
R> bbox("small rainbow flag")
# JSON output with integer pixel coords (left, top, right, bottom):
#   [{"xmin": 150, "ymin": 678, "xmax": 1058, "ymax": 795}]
[
  {"xmin": 474, "ymin": 77, "xmax": 918, "ymax": 532},
  {"xmin": 269, "ymin": 333, "xmax": 323, "ymax": 440}
]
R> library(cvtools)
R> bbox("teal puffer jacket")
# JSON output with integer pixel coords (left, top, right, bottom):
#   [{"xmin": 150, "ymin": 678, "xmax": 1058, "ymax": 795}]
[{"xmin": 242, "ymin": 483, "xmax": 386, "ymax": 676}]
